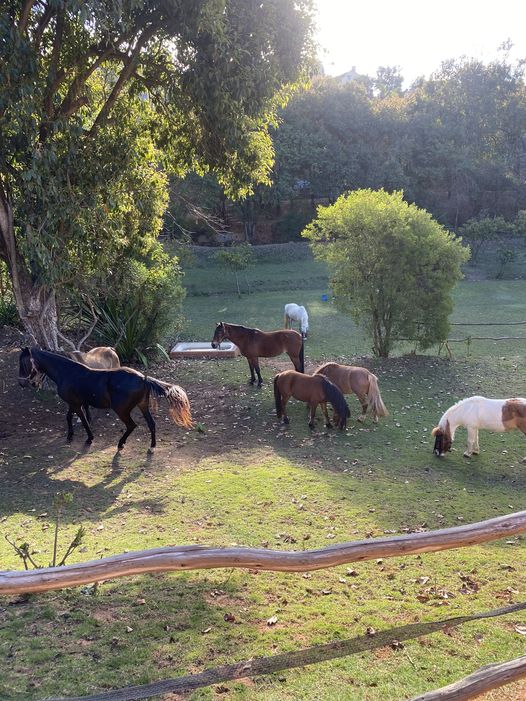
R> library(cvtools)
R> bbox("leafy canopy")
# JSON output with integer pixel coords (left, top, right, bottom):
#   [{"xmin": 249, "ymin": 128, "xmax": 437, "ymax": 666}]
[{"xmin": 303, "ymin": 189, "xmax": 470, "ymax": 356}]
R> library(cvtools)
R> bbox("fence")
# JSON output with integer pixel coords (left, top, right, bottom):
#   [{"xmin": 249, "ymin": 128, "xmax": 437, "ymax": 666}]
[
  {"xmin": 2, "ymin": 511, "xmax": 526, "ymax": 700},
  {"xmin": 439, "ymin": 320, "xmax": 526, "ymax": 357}
]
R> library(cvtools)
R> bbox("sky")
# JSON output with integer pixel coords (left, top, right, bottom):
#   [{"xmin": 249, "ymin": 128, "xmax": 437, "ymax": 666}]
[{"xmin": 315, "ymin": 0, "xmax": 526, "ymax": 84}]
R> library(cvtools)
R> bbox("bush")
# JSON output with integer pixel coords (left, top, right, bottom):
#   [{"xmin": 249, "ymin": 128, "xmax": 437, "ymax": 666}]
[
  {"xmin": 303, "ymin": 189, "xmax": 470, "ymax": 357},
  {"xmin": 88, "ymin": 251, "xmax": 185, "ymax": 363}
]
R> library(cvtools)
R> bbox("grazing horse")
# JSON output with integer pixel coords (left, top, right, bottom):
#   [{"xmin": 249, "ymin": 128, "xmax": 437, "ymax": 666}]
[
  {"xmin": 211, "ymin": 322, "xmax": 304, "ymax": 386},
  {"xmin": 314, "ymin": 362, "xmax": 388, "ymax": 423},
  {"xmin": 19, "ymin": 347, "xmax": 192, "ymax": 451},
  {"xmin": 432, "ymin": 395, "xmax": 526, "ymax": 458},
  {"xmin": 274, "ymin": 370, "xmax": 350, "ymax": 429},
  {"xmin": 284, "ymin": 303, "xmax": 309, "ymax": 338},
  {"xmin": 69, "ymin": 346, "xmax": 120, "ymax": 369}
]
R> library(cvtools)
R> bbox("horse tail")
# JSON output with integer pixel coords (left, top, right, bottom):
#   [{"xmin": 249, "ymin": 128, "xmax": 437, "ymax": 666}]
[
  {"xmin": 367, "ymin": 373, "xmax": 388, "ymax": 418},
  {"xmin": 321, "ymin": 377, "xmax": 350, "ymax": 429},
  {"xmin": 274, "ymin": 375, "xmax": 283, "ymax": 419},
  {"xmin": 145, "ymin": 377, "xmax": 193, "ymax": 428},
  {"xmin": 299, "ymin": 338, "xmax": 305, "ymax": 373}
]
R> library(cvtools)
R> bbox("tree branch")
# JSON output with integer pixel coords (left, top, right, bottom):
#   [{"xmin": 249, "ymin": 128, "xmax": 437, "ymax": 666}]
[
  {"xmin": 18, "ymin": 0, "xmax": 36, "ymax": 34},
  {"xmin": 88, "ymin": 25, "xmax": 156, "ymax": 137}
]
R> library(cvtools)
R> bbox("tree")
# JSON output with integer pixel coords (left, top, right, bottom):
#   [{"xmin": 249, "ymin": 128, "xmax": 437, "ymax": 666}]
[
  {"xmin": 215, "ymin": 243, "xmax": 255, "ymax": 297},
  {"xmin": 0, "ymin": 1, "xmax": 314, "ymax": 347},
  {"xmin": 302, "ymin": 189, "xmax": 470, "ymax": 357}
]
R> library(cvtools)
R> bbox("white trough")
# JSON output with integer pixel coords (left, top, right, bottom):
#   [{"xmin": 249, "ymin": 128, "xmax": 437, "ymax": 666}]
[{"xmin": 170, "ymin": 341, "xmax": 240, "ymax": 359}]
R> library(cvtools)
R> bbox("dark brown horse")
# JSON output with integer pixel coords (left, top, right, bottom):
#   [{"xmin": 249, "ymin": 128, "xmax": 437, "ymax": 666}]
[
  {"xmin": 274, "ymin": 370, "xmax": 350, "ymax": 429},
  {"xmin": 19, "ymin": 347, "xmax": 193, "ymax": 452},
  {"xmin": 211, "ymin": 322, "xmax": 304, "ymax": 386}
]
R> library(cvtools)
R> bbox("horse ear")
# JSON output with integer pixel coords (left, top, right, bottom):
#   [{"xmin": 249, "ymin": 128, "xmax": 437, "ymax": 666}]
[{"xmin": 431, "ymin": 426, "xmax": 441, "ymax": 436}]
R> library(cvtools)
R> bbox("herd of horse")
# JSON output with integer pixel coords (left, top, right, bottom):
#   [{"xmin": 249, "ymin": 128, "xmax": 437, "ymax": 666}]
[{"xmin": 17, "ymin": 302, "xmax": 526, "ymax": 460}]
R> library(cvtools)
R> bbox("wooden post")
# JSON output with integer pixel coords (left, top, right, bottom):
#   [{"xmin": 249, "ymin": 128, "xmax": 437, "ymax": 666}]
[
  {"xmin": 408, "ymin": 655, "xmax": 526, "ymax": 700},
  {"xmin": 1, "ymin": 511, "xmax": 526, "ymax": 595}
]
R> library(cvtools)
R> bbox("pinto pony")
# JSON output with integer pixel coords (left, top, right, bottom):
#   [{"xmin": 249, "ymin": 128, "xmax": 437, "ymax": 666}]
[
  {"xmin": 69, "ymin": 346, "xmax": 120, "ymax": 369},
  {"xmin": 284, "ymin": 303, "xmax": 309, "ymax": 338},
  {"xmin": 432, "ymin": 395, "xmax": 526, "ymax": 458},
  {"xmin": 19, "ymin": 347, "xmax": 192, "ymax": 452},
  {"xmin": 314, "ymin": 362, "xmax": 388, "ymax": 423},
  {"xmin": 211, "ymin": 322, "xmax": 304, "ymax": 386},
  {"xmin": 274, "ymin": 370, "xmax": 350, "ymax": 429}
]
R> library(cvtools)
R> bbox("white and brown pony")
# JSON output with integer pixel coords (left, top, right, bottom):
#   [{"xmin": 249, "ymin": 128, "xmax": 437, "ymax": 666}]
[
  {"xmin": 69, "ymin": 346, "xmax": 120, "ymax": 369},
  {"xmin": 284, "ymin": 303, "xmax": 309, "ymax": 339},
  {"xmin": 314, "ymin": 362, "xmax": 388, "ymax": 423},
  {"xmin": 432, "ymin": 396, "xmax": 526, "ymax": 458}
]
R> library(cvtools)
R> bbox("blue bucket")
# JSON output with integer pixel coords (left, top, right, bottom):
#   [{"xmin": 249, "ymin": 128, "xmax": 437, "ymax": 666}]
[{"xmin": 321, "ymin": 294, "xmax": 328, "ymax": 302}]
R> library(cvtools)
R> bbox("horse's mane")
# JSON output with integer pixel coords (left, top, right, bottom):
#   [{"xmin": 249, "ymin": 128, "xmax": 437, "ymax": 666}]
[
  {"xmin": 32, "ymin": 347, "xmax": 79, "ymax": 367},
  {"xmin": 225, "ymin": 323, "xmax": 262, "ymax": 334}
]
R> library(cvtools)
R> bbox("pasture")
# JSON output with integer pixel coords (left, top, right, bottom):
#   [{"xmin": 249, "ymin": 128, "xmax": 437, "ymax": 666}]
[{"xmin": 1, "ymin": 247, "xmax": 526, "ymax": 700}]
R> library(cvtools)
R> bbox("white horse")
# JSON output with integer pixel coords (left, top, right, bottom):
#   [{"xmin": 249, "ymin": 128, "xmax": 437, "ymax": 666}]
[
  {"xmin": 432, "ymin": 395, "xmax": 526, "ymax": 458},
  {"xmin": 284, "ymin": 303, "xmax": 309, "ymax": 338}
]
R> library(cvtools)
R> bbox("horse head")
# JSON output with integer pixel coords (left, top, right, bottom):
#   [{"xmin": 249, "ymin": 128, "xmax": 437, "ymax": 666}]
[
  {"xmin": 18, "ymin": 347, "xmax": 45, "ymax": 388},
  {"xmin": 432, "ymin": 423, "xmax": 452, "ymax": 456},
  {"xmin": 211, "ymin": 322, "xmax": 227, "ymax": 349}
]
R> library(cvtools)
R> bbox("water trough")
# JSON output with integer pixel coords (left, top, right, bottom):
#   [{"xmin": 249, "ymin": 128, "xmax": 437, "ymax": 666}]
[{"xmin": 170, "ymin": 341, "xmax": 240, "ymax": 359}]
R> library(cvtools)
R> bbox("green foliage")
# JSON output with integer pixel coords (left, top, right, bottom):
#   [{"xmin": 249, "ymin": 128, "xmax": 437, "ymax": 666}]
[
  {"xmin": 495, "ymin": 245, "xmax": 518, "ymax": 279},
  {"xmin": 303, "ymin": 189, "xmax": 470, "ymax": 356},
  {"xmin": 459, "ymin": 216, "xmax": 511, "ymax": 261},
  {"xmin": 87, "ymin": 251, "xmax": 185, "ymax": 363},
  {"xmin": 214, "ymin": 243, "xmax": 256, "ymax": 296}
]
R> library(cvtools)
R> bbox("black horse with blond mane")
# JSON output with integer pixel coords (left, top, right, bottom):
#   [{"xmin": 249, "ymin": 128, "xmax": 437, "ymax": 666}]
[
  {"xmin": 19, "ymin": 347, "xmax": 192, "ymax": 452},
  {"xmin": 212, "ymin": 322, "xmax": 304, "ymax": 386}
]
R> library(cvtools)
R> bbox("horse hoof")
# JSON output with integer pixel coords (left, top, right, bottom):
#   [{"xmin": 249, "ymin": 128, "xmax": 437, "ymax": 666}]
[
  {"xmin": 257, "ymin": 383, "xmax": 263, "ymax": 388},
  {"xmin": 326, "ymin": 422, "xmax": 333, "ymax": 429},
  {"xmin": 357, "ymin": 415, "xmax": 365, "ymax": 423},
  {"xmin": 463, "ymin": 451, "xmax": 472, "ymax": 458},
  {"xmin": 118, "ymin": 444, "xmax": 124, "ymax": 451},
  {"xmin": 147, "ymin": 447, "xmax": 155, "ymax": 455},
  {"xmin": 308, "ymin": 422, "xmax": 315, "ymax": 429},
  {"xmin": 283, "ymin": 417, "xmax": 290, "ymax": 425}
]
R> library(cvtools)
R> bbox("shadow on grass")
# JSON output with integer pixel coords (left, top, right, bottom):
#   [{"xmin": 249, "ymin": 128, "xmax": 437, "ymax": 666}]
[{"xmin": 42, "ymin": 600, "xmax": 526, "ymax": 701}]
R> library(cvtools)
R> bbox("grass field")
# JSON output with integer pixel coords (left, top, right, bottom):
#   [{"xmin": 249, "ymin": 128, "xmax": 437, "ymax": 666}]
[{"xmin": 1, "ymin": 246, "xmax": 526, "ymax": 700}]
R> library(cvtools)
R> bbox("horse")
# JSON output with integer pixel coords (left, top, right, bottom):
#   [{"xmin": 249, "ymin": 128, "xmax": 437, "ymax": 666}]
[
  {"xmin": 284, "ymin": 303, "xmax": 309, "ymax": 338},
  {"xmin": 211, "ymin": 322, "xmax": 304, "ymax": 386},
  {"xmin": 69, "ymin": 346, "xmax": 120, "ymax": 369},
  {"xmin": 19, "ymin": 347, "xmax": 193, "ymax": 452},
  {"xmin": 274, "ymin": 370, "xmax": 350, "ymax": 429},
  {"xmin": 314, "ymin": 362, "xmax": 388, "ymax": 423},
  {"xmin": 432, "ymin": 395, "xmax": 526, "ymax": 458}
]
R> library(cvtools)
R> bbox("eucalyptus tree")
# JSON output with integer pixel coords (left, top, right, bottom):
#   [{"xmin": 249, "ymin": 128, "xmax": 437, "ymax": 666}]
[{"xmin": 0, "ymin": 0, "xmax": 314, "ymax": 347}]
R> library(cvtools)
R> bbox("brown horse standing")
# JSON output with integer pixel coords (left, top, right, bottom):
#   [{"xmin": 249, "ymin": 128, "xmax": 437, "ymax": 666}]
[
  {"xmin": 69, "ymin": 346, "xmax": 120, "ymax": 369},
  {"xmin": 212, "ymin": 322, "xmax": 304, "ymax": 386},
  {"xmin": 274, "ymin": 370, "xmax": 350, "ymax": 429},
  {"xmin": 314, "ymin": 362, "xmax": 388, "ymax": 423}
]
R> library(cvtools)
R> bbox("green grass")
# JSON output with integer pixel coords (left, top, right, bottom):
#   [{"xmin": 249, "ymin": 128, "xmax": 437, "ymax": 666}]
[{"xmin": 1, "ymin": 247, "xmax": 526, "ymax": 700}]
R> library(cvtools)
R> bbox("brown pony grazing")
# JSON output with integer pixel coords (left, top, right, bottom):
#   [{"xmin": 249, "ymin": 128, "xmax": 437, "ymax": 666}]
[
  {"xmin": 274, "ymin": 370, "xmax": 350, "ymax": 429},
  {"xmin": 69, "ymin": 346, "xmax": 120, "ymax": 369},
  {"xmin": 212, "ymin": 322, "xmax": 304, "ymax": 386},
  {"xmin": 314, "ymin": 362, "xmax": 388, "ymax": 423}
]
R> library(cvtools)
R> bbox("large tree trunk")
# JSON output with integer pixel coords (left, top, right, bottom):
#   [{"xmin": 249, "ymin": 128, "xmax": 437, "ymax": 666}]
[{"xmin": 0, "ymin": 187, "xmax": 60, "ymax": 349}]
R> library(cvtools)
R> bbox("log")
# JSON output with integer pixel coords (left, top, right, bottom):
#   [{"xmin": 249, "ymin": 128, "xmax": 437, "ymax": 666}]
[
  {"xmin": 408, "ymin": 655, "xmax": 526, "ymax": 700},
  {"xmin": 1, "ymin": 510, "xmax": 526, "ymax": 595}
]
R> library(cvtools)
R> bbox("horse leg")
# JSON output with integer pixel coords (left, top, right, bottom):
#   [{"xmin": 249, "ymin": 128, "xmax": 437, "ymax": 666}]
[
  {"xmin": 308, "ymin": 403, "xmax": 317, "ymax": 429},
  {"xmin": 75, "ymin": 405, "xmax": 94, "ymax": 444},
  {"xmin": 254, "ymin": 360, "xmax": 263, "ymax": 387},
  {"xmin": 83, "ymin": 404, "xmax": 92, "ymax": 424},
  {"xmin": 66, "ymin": 407, "xmax": 75, "ymax": 442},
  {"xmin": 281, "ymin": 394, "xmax": 290, "ymax": 425},
  {"xmin": 356, "ymin": 393, "xmax": 368, "ymax": 422},
  {"xmin": 472, "ymin": 429, "xmax": 480, "ymax": 455},
  {"xmin": 116, "ymin": 409, "xmax": 137, "ymax": 451},
  {"xmin": 289, "ymin": 353, "xmax": 301, "ymax": 372},
  {"xmin": 247, "ymin": 358, "xmax": 256, "ymax": 385},
  {"xmin": 321, "ymin": 402, "xmax": 333, "ymax": 428},
  {"xmin": 464, "ymin": 426, "xmax": 477, "ymax": 457},
  {"xmin": 140, "ymin": 407, "xmax": 156, "ymax": 452}
]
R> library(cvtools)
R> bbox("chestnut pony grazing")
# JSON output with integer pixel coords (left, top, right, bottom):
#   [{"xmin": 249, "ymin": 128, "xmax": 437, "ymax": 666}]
[
  {"xmin": 314, "ymin": 362, "xmax": 388, "ymax": 423},
  {"xmin": 211, "ymin": 322, "xmax": 304, "ymax": 386},
  {"xmin": 19, "ymin": 347, "xmax": 192, "ymax": 452},
  {"xmin": 69, "ymin": 346, "xmax": 120, "ymax": 369},
  {"xmin": 432, "ymin": 395, "xmax": 526, "ymax": 458},
  {"xmin": 274, "ymin": 370, "xmax": 350, "ymax": 429}
]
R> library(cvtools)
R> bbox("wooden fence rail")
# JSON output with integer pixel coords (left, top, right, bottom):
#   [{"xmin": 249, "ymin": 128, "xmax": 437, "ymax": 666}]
[{"xmin": 1, "ymin": 510, "xmax": 526, "ymax": 595}]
